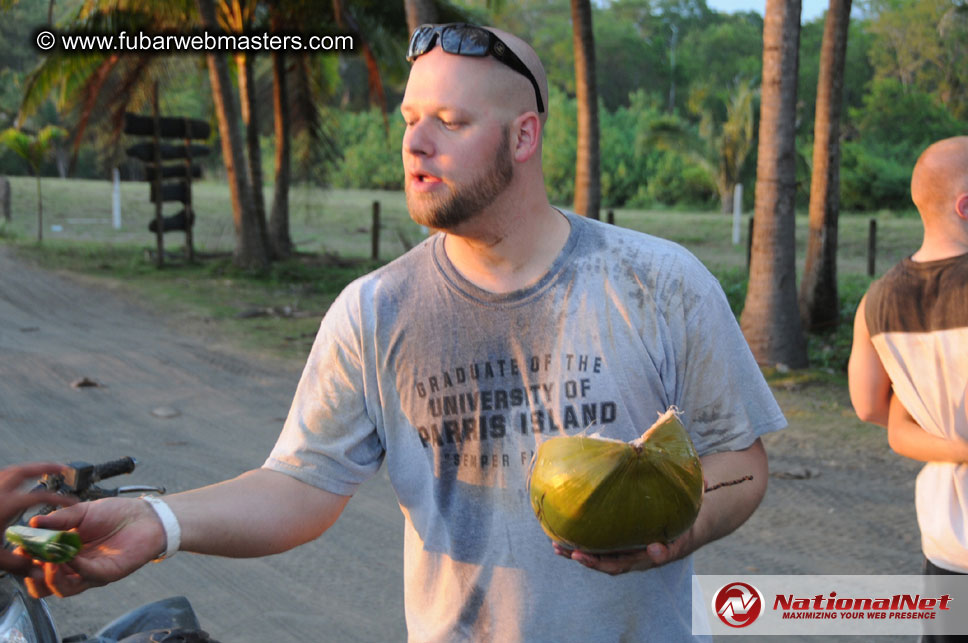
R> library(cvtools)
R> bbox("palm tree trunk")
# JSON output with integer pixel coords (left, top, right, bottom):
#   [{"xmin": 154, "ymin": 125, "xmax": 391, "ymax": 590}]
[
  {"xmin": 196, "ymin": 0, "xmax": 267, "ymax": 271},
  {"xmin": 799, "ymin": 0, "xmax": 852, "ymax": 331},
  {"xmin": 571, "ymin": 0, "xmax": 601, "ymax": 220},
  {"xmin": 269, "ymin": 48, "xmax": 294, "ymax": 259},
  {"xmin": 404, "ymin": 0, "xmax": 437, "ymax": 35},
  {"xmin": 740, "ymin": 0, "xmax": 807, "ymax": 368},
  {"xmin": 237, "ymin": 52, "xmax": 270, "ymax": 256}
]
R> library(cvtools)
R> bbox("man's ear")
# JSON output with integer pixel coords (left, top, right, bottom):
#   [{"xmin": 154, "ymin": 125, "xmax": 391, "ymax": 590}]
[
  {"xmin": 956, "ymin": 193, "xmax": 968, "ymax": 220},
  {"xmin": 511, "ymin": 112, "xmax": 541, "ymax": 163}
]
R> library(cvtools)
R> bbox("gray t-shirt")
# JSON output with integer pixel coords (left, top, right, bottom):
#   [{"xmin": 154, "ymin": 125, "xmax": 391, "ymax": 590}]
[{"xmin": 266, "ymin": 211, "xmax": 785, "ymax": 642}]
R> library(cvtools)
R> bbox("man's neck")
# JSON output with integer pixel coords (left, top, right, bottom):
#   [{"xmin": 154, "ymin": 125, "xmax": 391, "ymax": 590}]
[
  {"xmin": 442, "ymin": 195, "xmax": 570, "ymax": 294},
  {"xmin": 911, "ymin": 229, "xmax": 968, "ymax": 262}
]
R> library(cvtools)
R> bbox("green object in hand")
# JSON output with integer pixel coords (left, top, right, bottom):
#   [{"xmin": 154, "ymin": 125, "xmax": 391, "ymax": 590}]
[{"xmin": 4, "ymin": 525, "xmax": 82, "ymax": 563}]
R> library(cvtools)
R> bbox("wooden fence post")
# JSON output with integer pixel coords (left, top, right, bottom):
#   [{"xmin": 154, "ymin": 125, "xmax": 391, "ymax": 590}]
[
  {"xmin": 746, "ymin": 216, "xmax": 754, "ymax": 271},
  {"xmin": 868, "ymin": 218, "xmax": 877, "ymax": 277},
  {"xmin": 371, "ymin": 201, "xmax": 381, "ymax": 261},
  {"xmin": 0, "ymin": 177, "xmax": 10, "ymax": 222},
  {"xmin": 731, "ymin": 183, "xmax": 743, "ymax": 245},
  {"xmin": 607, "ymin": 209, "xmax": 614, "ymax": 225},
  {"xmin": 151, "ymin": 82, "xmax": 164, "ymax": 268}
]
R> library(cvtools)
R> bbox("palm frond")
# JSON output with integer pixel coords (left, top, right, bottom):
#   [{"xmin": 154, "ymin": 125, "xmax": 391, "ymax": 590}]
[
  {"xmin": 331, "ymin": 0, "xmax": 389, "ymax": 118},
  {"xmin": 20, "ymin": 54, "xmax": 104, "ymax": 120},
  {"xmin": 36, "ymin": 124, "xmax": 68, "ymax": 152},
  {"xmin": 0, "ymin": 129, "xmax": 33, "ymax": 164}
]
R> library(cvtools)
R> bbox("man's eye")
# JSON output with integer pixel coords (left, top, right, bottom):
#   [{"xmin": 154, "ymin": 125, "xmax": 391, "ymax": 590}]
[{"xmin": 441, "ymin": 119, "xmax": 462, "ymax": 130}]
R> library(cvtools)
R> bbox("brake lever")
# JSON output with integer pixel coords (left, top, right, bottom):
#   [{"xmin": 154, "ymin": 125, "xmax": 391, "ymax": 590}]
[{"xmin": 117, "ymin": 485, "xmax": 167, "ymax": 496}]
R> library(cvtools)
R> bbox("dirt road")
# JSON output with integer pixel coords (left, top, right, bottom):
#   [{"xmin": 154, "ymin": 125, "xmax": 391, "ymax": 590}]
[
  {"xmin": 0, "ymin": 246, "xmax": 406, "ymax": 641},
  {"xmin": 0, "ymin": 245, "xmax": 925, "ymax": 642}
]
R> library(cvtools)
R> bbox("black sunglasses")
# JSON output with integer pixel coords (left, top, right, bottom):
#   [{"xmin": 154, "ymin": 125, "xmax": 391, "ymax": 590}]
[{"xmin": 407, "ymin": 23, "xmax": 545, "ymax": 114}]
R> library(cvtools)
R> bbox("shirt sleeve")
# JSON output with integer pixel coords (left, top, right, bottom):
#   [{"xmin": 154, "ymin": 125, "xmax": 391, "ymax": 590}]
[
  {"xmin": 674, "ymin": 270, "xmax": 787, "ymax": 455},
  {"xmin": 264, "ymin": 286, "xmax": 385, "ymax": 496}
]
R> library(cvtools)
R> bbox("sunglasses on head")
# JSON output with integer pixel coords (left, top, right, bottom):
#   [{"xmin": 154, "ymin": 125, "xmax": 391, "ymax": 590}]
[{"xmin": 407, "ymin": 23, "xmax": 545, "ymax": 114}]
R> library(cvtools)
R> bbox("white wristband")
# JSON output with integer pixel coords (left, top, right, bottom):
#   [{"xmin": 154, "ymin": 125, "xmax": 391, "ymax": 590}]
[{"xmin": 141, "ymin": 495, "xmax": 181, "ymax": 561}]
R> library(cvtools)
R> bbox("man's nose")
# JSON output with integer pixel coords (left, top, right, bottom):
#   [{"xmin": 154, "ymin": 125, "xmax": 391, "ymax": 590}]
[{"xmin": 403, "ymin": 120, "xmax": 434, "ymax": 157}]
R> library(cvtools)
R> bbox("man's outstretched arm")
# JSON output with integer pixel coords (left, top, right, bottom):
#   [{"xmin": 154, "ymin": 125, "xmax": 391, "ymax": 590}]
[{"xmin": 27, "ymin": 468, "xmax": 349, "ymax": 597}]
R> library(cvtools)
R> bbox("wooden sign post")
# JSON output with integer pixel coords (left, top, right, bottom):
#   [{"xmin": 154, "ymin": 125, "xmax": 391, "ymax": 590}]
[{"xmin": 123, "ymin": 87, "xmax": 210, "ymax": 267}]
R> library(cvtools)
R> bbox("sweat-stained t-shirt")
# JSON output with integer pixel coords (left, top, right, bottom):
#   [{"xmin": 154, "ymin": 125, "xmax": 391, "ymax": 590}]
[
  {"xmin": 865, "ymin": 252, "xmax": 968, "ymax": 573},
  {"xmin": 265, "ymin": 210, "xmax": 786, "ymax": 642}
]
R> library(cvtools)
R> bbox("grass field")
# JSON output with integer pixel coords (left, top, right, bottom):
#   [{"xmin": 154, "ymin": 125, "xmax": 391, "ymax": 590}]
[
  {"xmin": 0, "ymin": 175, "xmax": 922, "ymax": 269},
  {"xmin": 0, "ymin": 174, "xmax": 924, "ymax": 369}
]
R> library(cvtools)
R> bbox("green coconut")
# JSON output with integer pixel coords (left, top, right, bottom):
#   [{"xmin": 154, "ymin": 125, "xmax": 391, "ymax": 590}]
[{"xmin": 528, "ymin": 407, "xmax": 703, "ymax": 553}]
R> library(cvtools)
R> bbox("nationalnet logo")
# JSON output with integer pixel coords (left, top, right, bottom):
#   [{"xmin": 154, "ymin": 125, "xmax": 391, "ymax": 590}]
[
  {"xmin": 772, "ymin": 590, "xmax": 951, "ymax": 621},
  {"xmin": 712, "ymin": 581, "xmax": 765, "ymax": 627},
  {"xmin": 695, "ymin": 575, "xmax": 968, "ymax": 636}
]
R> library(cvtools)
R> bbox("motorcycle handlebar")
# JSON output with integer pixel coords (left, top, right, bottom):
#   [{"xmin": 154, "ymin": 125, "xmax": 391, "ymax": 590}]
[
  {"xmin": 93, "ymin": 457, "xmax": 137, "ymax": 481},
  {"xmin": 57, "ymin": 457, "xmax": 138, "ymax": 494},
  {"xmin": 22, "ymin": 457, "xmax": 143, "ymax": 521}
]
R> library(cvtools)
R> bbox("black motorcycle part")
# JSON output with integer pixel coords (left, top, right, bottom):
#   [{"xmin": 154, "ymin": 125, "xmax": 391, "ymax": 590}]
[{"xmin": 85, "ymin": 596, "xmax": 202, "ymax": 642}]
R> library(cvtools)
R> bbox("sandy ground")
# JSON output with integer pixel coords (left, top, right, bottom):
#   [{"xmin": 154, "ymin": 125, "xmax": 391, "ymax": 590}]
[{"xmin": 0, "ymin": 245, "xmax": 926, "ymax": 642}]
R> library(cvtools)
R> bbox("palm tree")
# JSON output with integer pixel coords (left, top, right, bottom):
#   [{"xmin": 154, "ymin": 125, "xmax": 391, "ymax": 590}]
[
  {"xmin": 263, "ymin": 0, "xmax": 405, "ymax": 257},
  {"xmin": 799, "ymin": 0, "xmax": 852, "ymax": 332},
  {"xmin": 18, "ymin": 0, "xmax": 399, "ymax": 267},
  {"xmin": 0, "ymin": 125, "xmax": 67, "ymax": 242},
  {"xmin": 571, "ymin": 0, "xmax": 600, "ymax": 220},
  {"xmin": 217, "ymin": 0, "xmax": 272, "ymax": 262},
  {"xmin": 740, "ymin": 0, "xmax": 808, "ymax": 369},
  {"xmin": 255, "ymin": 0, "xmax": 405, "ymax": 258},
  {"xmin": 714, "ymin": 81, "xmax": 757, "ymax": 214},
  {"xmin": 18, "ymin": 5, "xmax": 180, "ymax": 167},
  {"xmin": 647, "ymin": 80, "xmax": 757, "ymax": 214},
  {"xmin": 268, "ymin": 4, "xmax": 293, "ymax": 258},
  {"xmin": 196, "ymin": 0, "xmax": 268, "ymax": 270},
  {"xmin": 16, "ymin": 1, "xmax": 275, "ymax": 268}
]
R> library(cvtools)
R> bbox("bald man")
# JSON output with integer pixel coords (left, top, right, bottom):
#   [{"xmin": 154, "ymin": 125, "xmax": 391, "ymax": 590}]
[
  {"xmin": 24, "ymin": 24, "xmax": 784, "ymax": 641},
  {"xmin": 848, "ymin": 137, "xmax": 968, "ymax": 591}
]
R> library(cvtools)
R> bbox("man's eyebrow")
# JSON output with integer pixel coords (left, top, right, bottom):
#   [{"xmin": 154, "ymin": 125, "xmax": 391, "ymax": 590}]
[{"xmin": 400, "ymin": 104, "xmax": 471, "ymax": 118}]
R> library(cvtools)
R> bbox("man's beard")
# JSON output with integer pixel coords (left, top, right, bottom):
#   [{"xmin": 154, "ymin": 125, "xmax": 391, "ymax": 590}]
[{"xmin": 406, "ymin": 126, "xmax": 514, "ymax": 230}]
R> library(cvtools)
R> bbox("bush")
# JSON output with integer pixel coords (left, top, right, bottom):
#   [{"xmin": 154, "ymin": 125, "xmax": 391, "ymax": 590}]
[
  {"xmin": 601, "ymin": 91, "xmax": 661, "ymax": 207},
  {"xmin": 646, "ymin": 152, "xmax": 716, "ymax": 207},
  {"xmin": 837, "ymin": 78, "xmax": 967, "ymax": 211},
  {"xmin": 852, "ymin": 78, "xmax": 966, "ymax": 147},
  {"xmin": 326, "ymin": 108, "xmax": 404, "ymax": 190},
  {"xmin": 541, "ymin": 86, "xmax": 578, "ymax": 205},
  {"xmin": 840, "ymin": 142, "xmax": 914, "ymax": 211}
]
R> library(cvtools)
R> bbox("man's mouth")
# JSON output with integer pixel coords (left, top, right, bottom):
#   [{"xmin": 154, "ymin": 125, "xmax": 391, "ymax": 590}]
[{"xmin": 409, "ymin": 171, "xmax": 443, "ymax": 191}]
